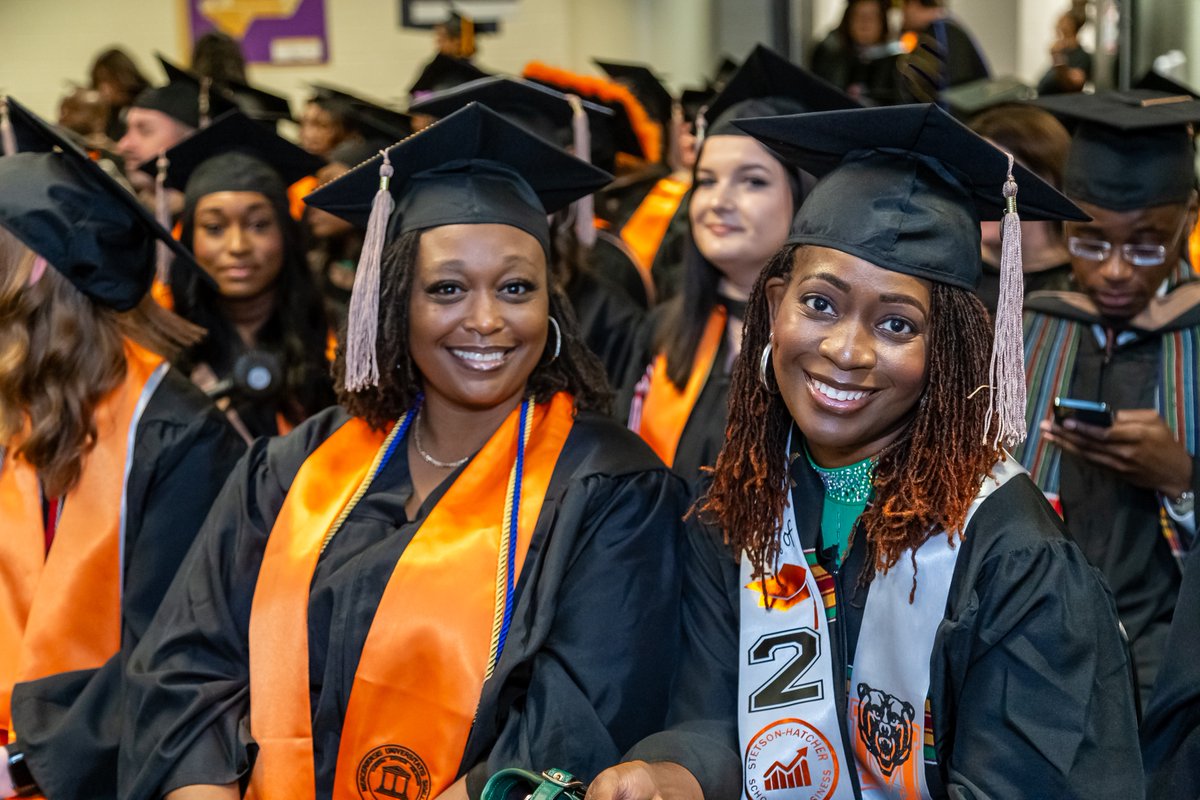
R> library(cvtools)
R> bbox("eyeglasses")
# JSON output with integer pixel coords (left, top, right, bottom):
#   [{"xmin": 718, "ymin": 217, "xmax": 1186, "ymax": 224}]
[{"xmin": 1067, "ymin": 213, "xmax": 1190, "ymax": 268}]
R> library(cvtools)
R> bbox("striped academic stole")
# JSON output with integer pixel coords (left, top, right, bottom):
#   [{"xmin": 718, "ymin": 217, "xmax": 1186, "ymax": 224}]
[
  {"xmin": 1019, "ymin": 291, "xmax": 1200, "ymax": 558},
  {"xmin": 737, "ymin": 447, "xmax": 1021, "ymax": 800},
  {"xmin": 0, "ymin": 341, "xmax": 166, "ymax": 744},
  {"xmin": 620, "ymin": 174, "xmax": 690, "ymax": 280},
  {"xmin": 627, "ymin": 306, "xmax": 725, "ymax": 468},
  {"xmin": 246, "ymin": 392, "xmax": 575, "ymax": 800}
]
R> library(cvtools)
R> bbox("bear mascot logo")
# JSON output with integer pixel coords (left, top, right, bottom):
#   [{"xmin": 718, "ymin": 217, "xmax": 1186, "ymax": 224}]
[{"xmin": 856, "ymin": 683, "xmax": 915, "ymax": 777}]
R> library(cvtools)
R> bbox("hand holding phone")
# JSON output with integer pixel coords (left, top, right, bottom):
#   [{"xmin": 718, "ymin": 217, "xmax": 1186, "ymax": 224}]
[{"xmin": 1053, "ymin": 397, "xmax": 1115, "ymax": 429}]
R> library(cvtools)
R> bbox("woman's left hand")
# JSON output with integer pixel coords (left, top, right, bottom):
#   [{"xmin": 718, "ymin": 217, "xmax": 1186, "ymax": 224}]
[{"xmin": 1042, "ymin": 409, "xmax": 1194, "ymax": 497}]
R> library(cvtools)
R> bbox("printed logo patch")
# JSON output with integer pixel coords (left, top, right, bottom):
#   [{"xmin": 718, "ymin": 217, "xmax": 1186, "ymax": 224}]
[
  {"xmin": 856, "ymin": 683, "xmax": 915, "ymax": 777},
  {"xmin": 744, "ymin": 718, "xmax": 839, "ymax": 800},
  {"xmin": 357, "ymin": 744, "xmax": 431, "ymax": 800}
]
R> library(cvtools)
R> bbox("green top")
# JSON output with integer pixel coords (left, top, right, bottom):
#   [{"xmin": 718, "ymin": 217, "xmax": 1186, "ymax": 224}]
[{"xmin": 806, "ymin": 448, "xmax": 874, "ymax": 566}]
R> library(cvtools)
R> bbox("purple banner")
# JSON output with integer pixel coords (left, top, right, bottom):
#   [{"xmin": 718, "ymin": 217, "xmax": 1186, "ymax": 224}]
[{"xmin": 188, "ymin": 0, "xmax": 329, "ymax": 65}]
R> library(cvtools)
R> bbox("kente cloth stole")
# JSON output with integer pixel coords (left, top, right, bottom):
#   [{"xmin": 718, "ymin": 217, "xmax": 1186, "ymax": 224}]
[
  {"xmin": 620, "ymin": 175, "xmax": 690, "ymax": 276},
  {"xmin": 246, "ymin": 392, "xmax": 575, "ymax": 800},
  {"xmin": 627, "ymin": 306, "xmax": 725, "ymax": 468},
  {"xmin": 1019, "ymin": 312, "xmax": 1200, "ymax": 557},
  {"xmin": 738, "ymin": 447, "xmax": 1022, "ymax": 800},
  {"xmin": 0, "ymin": 341, "xmax": 166, "ymax": 743}
]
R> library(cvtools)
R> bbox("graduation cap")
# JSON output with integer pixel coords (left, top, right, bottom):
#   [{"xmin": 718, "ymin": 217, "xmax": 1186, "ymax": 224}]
[
  {"xmin": 593, "ymin": 59, "xmax": 674, "ymax": 127},
  {"xmin": 222, "ymin": 77, "xmax": 292, "ymax": 123},
  {"xmin": 1136, "ymin": 69, "xmax": 1200, "ymax": 99},
  {"xmin": 711, "ymin": 55, "xmax": 739, "ymax": 91},
  {"xmin": 680, "ymin": 87, "xmax": 714, "ymax": 124},
  {"xmin": 408, "ymin": 54, "xmax": 490, "ymax": 99},
  {"xmin": 735, "ymin": 103, "xmax": 1086, "ymax": 447},
  {"xmin": 941, "ymin": 76, "xmax": 1035, "ymax": 120},
  {"xmin": 130, "ymin": 53, "xmax": 238, "ymax": 129},
  {"xmin": 138, "ymin": 109, "xmax": 325, "ymax": 196},
  {"xmin": 0, "ymin": 96, "xmax": 198, "ymax": 310},
  {"xmin": 305, "ymin": 102, "xmax": 612, "ymax": 391},
  {"xmin": 702, "ymin": 45, "xmax": 859, "ymax": 137},
  {"xmin": 1031, "ymin": 90, "xmax": 1200, "ymax": 211}
]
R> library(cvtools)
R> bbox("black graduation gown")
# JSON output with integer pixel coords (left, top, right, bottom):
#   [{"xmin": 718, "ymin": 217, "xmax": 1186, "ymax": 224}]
[
  {"xmin": 565, "ymin": 268, "xmax": 644, "ymax": 390},
  {"xmin": 589, "ymin": 230, "xmax": 651, "ymax": 310},
  {"xmin": 976, "ymin": 261, "xmax": 1073, "ymax": 317},
  {"xmin": 618, "ymin": 299, "xmax": 733, "ymax": 486},
  {"xmin": 1142, "ymin": 543, "xmax": 1200, "ymax": 799},
  {"xmin": 1050, "ymin": 320, "xmax": 1191, "ymax": 702},
  {"xmin": 8, "ymin": 369, "xmax": 246, "ymax": 800},
  {"xmin": 120, "ymin": 405, "xmax": 687, "ymax": 800},
  {"xmin": 628, "ymin": 443, "xmax": 1142, "ymax": 799}
]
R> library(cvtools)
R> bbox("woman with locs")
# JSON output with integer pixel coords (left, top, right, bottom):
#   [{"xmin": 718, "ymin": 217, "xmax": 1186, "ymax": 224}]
[
  {"xmin": 588, "ymin": 104, "xmax": 1142, "ymax": 799},
  {"xmin": 121, "ymin": 103, "xmax": 687, "ymax": 800}
]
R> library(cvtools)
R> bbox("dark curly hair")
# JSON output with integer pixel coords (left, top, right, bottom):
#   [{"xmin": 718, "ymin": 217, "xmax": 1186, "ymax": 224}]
[
  {"xmin": 700, "ymin": 243, "xmax": 1000, "ymax": 583},
  {"xmin": 334, "ymin": 230, "xmax": 613, "ymax": 428}
]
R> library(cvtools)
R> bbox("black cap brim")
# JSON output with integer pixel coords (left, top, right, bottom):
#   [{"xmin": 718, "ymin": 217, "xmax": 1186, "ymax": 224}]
[
  {"xmin": 704, "ymin": 44, "xmax": 859, "ymax": 125},
  {"xmin": 593, "ymin": 59, "xmax": 674, "ymax": 125}
]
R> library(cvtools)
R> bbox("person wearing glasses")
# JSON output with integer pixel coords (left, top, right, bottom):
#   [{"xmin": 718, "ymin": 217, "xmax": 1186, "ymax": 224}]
[{"xmin": 1019, "ymin": 91, "xmax": 1200, "ymax": 708}]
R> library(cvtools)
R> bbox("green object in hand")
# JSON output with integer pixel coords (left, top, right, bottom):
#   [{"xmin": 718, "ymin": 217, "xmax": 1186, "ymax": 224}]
[{"xmin": 481, "ymin": 768, "xmax": 587, "ymax": 800}]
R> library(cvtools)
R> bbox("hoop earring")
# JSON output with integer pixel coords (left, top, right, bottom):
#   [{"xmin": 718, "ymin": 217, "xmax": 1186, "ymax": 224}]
[
  {"xmin": 759, "ymin": 336, "xmax": 775, "ymax": 391},
  {"xmin": 547, "ymin": 316, "xmax": 562, "ymax": 363}
]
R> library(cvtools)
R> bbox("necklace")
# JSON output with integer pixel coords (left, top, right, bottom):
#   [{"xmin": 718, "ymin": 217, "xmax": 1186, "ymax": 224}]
[
  {"xmin": 807, "ymin": 451, "xmax": 875, "ymax": 503},
  {"xmin": 413, "ymin": 411, "xmax": 470, "ymax": 469}
]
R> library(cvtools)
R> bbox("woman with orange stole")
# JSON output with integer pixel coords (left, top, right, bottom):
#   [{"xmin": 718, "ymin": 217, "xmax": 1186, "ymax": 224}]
[
  {"xmin": 621, "ymin": 46, "xmax": 859, "ymax": 485},
  {"xmin": 120, "ymin": 103, "xmax": 687, "ymax": 800},
  {"xmin": 0, "ymin": 97, "xmax": 244, "ymax": 800}
]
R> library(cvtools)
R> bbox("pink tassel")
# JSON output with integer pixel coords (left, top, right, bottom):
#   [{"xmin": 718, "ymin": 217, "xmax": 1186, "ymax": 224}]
[
  {"xmin": 695, "ymin": 106, "xmax": 709, "ymax": 148},
  {"xmin": 344, "ymin": 151, "xmax": 395, "ymax": 391},
  {"xmin": 983, "ymin": 153, "xmax": 1027, "ymax": 450},
  {"xmin": 566, "ymin": 94, "xmax": 596, "ymax": 248},
  {"xmin": 1, "ymin": 97, "xmax": 16, "ymax": 156},
  {"xmin": 154, "ymin": 152, "xmax": 172, "ymax": 284}
]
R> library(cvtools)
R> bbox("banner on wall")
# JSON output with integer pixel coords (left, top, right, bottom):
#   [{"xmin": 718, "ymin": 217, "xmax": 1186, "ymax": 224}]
[{"xmin": 186, "ymin": 0, "xmax": 329, "ymax": 65}]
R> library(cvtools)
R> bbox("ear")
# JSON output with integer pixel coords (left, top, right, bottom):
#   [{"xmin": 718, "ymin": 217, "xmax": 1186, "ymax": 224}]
[{"xmin": 765, "ymin": 275, "xmax": 789, "ymax": 330}]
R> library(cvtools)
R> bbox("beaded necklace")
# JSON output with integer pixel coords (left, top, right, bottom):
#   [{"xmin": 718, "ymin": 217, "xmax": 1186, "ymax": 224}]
[{"xmin": 806, "ymin": 448, "xmax": 875, "ymax": 565}]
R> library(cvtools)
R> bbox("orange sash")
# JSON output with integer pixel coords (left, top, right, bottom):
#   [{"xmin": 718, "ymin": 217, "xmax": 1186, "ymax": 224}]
[
  {"xmin": 620, "ymin": 175, "xmax": 690, "ymax": 280},
  {"xmin": 290, "ymin": 175, "xmax": 320, "ymax": 221},
  {"xmin": 633, "ymin": 307, "xmax": 726, "ymax": 468},
  {"xmin": 247, "ymin": 393, "xmax": 576, "ymax": 800},
  {"xmin": 0, "ymin": 341, "xmax": 165, "ymax": 742}
]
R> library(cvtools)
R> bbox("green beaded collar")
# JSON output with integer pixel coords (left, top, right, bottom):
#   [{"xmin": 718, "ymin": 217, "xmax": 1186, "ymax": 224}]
[{"xmin": 805, "ymin": 448, "xmax": 875, "ymax": 504}]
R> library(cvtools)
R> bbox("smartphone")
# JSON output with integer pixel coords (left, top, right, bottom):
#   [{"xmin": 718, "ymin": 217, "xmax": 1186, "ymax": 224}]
[{"xmin": 1053, "ymin": 396, "xmax": 1115, "ymax": 428}]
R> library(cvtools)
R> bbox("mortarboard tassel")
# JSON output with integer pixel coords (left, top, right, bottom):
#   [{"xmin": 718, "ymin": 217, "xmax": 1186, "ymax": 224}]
[
  {"xmin": 566, "ymin": 94, "xmax": 596, "ymax": 247},
  {"xmin": 695, "ymin": 106, "xmax": 709, "ymax": 148},
  {"xmin": 344, "ymin": 151, "xmax": 395, "ymax": 391},
  {"xmin": 199, "ymin": 77, "xmax": 212, "ymax": 128},
  {"xmin": 0, "ymin": 97, "xmax": 16, "ymax": 156},
  {"xmin": 983, "ymin": 153, "xmax": 1027, "ymax": 450},
  {"xmin": 154, "ymin": 152, "xmax": 172, "ymax": 284}
]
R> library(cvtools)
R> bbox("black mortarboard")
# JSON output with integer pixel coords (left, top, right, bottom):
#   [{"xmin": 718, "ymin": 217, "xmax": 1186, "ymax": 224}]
[
  {"xmin": 408, "ymin": 54, "xmax": 490, "ymax": 99},
  {"xmin": 129, "ymin": 54, "xmax": 237, "ymax": 129},
  {"xmin": 942, "ymin": 76, "xmax": 1035, "ymax": 120},
  {"xmin": 1031, "ymin": 90, "xmax": 1200, "ymax": 211},
  {"xmin": 305, "ymin": 103, "xmax": 612, "ymax": 391},
  {"xmin": 594, "ymin": 59, "xmax": 674, "ymax": 127},
  {"xmin": 408, "ymin": 76, "xmax": 613, "ymax": 152},
  {"xmin": 223, "ymin": 77, "xmax": 293, "ymax": 123},
  {"xmin": 680, "ymin": 87, "xmax": 714, "ymax": 123},
  {"xmin": 737, "ymin": 103, "xmax": 1086, "ymax": 449},
  {"xmin": 139, "ymin": 110, "xmax": 324, "ymax": 195},
  {"xmin": 309, "ymin": 84, "xmax": 413, "ymax": 141},
  {"xmin": 0, "ymin": 96, "xmax": 196, "ymax": 310},
  {"xmin": 735, "ymin": 103, "xmax": 1087, "ymax": 289},
  {"xmin": 712, "ymin": 56, "xmax": 739, "ymax": 91},
  {"xmin": 703, "ymin": 45, "xmax": 859, "ymax": 136},
  {"xmin": 1136, "ymin": 69, "xmax": 1200, "ymax": 99}
]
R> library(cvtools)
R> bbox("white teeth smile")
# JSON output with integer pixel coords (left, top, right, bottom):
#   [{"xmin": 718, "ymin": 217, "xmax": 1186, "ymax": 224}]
[
  {"xmin": 451, "ymin": 349, "xmax": 507, "ymax": 364},
  {"xmin": 809, "ymin": 377, "xmax": 870, "ymax": 402}
]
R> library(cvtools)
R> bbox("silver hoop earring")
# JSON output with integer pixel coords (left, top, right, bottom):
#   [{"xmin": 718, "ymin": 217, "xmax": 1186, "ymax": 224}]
[
  {"xmin": 547, "ymin": 316, "xmax": 562, "ymax": 363},
  {"xmin": 759, "ymin": 336, "xmax": 774, "ymax": 391}
]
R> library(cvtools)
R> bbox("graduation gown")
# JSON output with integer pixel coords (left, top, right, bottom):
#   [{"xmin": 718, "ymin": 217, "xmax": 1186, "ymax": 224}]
[
  {"xmin": 7, "ymin": 369, "xmax": 246, "ymax": 800},
  {"xmin": 628, "ymin": 442, "xmax": 1142, "ymax": 799},
  {"xmin": 565, "ymin": 268, "xmax": 645, "ymax": 390},
  {"xmin": 1023, "ymin": 289, "xmax": 1200, "ymax": 702},
  {"xmin": 120, "ymin": 405, "xmax": 687, "ymax": 800}
]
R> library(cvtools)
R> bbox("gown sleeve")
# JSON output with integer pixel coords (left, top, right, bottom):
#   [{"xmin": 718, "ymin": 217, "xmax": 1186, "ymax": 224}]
[
  {"xmin": 461, "ymin": 467, "xmax": 689, "ymax": 799},
  {"xmin": 621, "ymin": 516, "xmax": 744, "ymax": 799},
  {"xmin": 118, "ymin": 411, "xmax": 337, "ymax": 800},
  {"xmin": 935, "ymin": 478, "xmax": 1143, "ymax": 800},
  {"xmin": 10, "ymin": 375, "xmax": 246, "ymax": 800}
]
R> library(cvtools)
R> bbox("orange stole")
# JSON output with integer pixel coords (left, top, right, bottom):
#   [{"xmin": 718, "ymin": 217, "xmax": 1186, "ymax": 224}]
[
  {"xmin": 290, "ymin": 175, "xmax": 320, "ymax": 221},
  {"xmin": 247, "ymin": 393, "xmax": 576, "ymax": 800},
  {"xmin": 620, "ymin": 175, "xmax": 690, "ymax": 278},
  {"xmin": 634, "ymin": 307, "xmax": 726, "ymax": 468},
  {"xmin": 0, "ymin": 341, "xmax": 164, "ymax": 741}
]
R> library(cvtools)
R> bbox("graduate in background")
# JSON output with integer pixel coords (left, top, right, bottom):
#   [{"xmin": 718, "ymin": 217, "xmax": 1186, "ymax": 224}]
[
  {"xmin": 591, "ymin": 102, "xmax": 1140, "ymax": 800},
  {"xmin": 0, "ymin": 97, "xmax": 244, "ymax": 800},
  {"xmin": 121, "ymin": 104, "xmax": 686, "ymax": 800},
  {"xmin": 145, "ymin": 111, "xmax": 335, "ymax": 441},
  {"xmin": 622, "ymin": 46, "xmax": 856, "ymax": 485},
  {"xmin": 1020, "ymin": 90, "xmax": 1200, "ymax": 706}
]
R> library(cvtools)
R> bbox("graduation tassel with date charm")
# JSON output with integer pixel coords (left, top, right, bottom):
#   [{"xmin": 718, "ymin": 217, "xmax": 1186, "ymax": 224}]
[{"xmin": 984, "ymin": 153, "xmax": 1028, "ymax": 450}]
